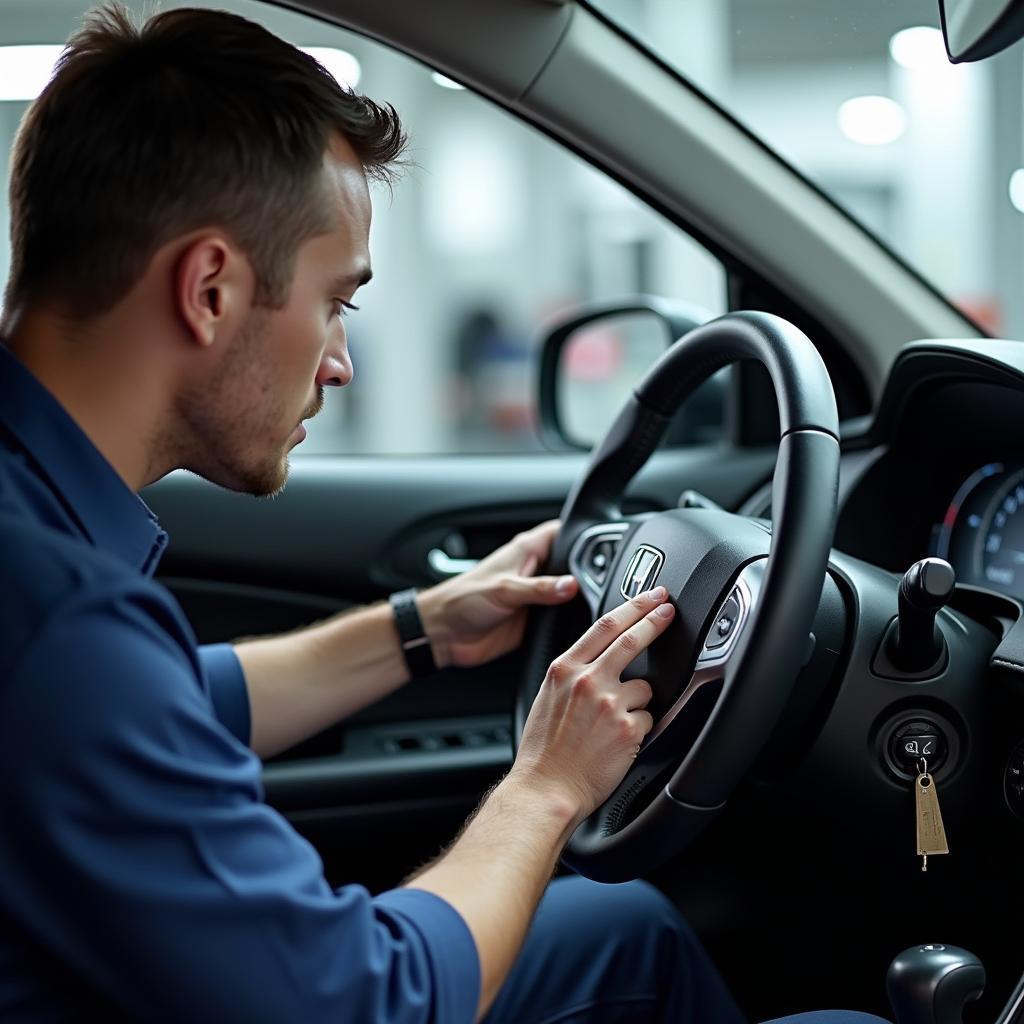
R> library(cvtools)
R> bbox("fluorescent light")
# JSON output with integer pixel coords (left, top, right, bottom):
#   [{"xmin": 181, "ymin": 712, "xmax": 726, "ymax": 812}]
[
  {"xmin": 890, "ymin": 26, "xmax": 948, "ymax": 70},
  {"xmin": 1010, "ymin": 169, "xmax": 1024, "ymax": 212},
  {"xmin": 431, "ymin": 72, "xmax": 465, "ymax": 91},
  {"xmin": 837, "ymin": 95, "xmax": 906, "ymax": 146},
  {"xmin": 0, "ymin": 45, "xmax": 63, "ymax": 101},
  {"xmin": 301, "ymin": 47, "xmax": 360, "ymax": 89},
  {"xmin": 0, "ymin": 44, "xmax": 361, "ymax": 102}
]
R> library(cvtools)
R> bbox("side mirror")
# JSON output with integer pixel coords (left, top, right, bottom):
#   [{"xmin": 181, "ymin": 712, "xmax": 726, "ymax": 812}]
[
  {"xmin": 536, "ymin": 296, "xmax": 726, "ymax": 451},
  {"xmin": 939, "ymin": 0, "xmax": 1024, "ymax": 62}
]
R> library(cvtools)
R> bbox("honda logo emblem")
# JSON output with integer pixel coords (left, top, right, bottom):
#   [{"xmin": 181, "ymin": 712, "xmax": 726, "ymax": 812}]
[{"xmin": 620, "ymin": 545, "xmax": 664, "ymax": 601}]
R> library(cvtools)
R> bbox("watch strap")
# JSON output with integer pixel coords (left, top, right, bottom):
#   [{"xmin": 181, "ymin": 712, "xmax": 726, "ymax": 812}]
[{"xmin": 389, "ymin": 588, "xmax": 438, "ymax": 679}]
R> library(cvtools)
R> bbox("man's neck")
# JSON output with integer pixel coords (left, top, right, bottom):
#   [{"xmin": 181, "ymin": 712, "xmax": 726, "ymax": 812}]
[{"xmin": 5, "ymin": 307, "xmax": 177, "ymax": 491}]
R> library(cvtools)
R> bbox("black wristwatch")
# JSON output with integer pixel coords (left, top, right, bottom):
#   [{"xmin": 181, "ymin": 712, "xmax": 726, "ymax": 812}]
[{"xmin": 389, "ymin": 588, "xmax": 438, "ymax": 679}]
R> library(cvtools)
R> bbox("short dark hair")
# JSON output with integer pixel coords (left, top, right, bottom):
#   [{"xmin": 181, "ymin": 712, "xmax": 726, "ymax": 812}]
[{"xmin": 4, "ymin": 4, "xmax": 406, "ymax": 319}]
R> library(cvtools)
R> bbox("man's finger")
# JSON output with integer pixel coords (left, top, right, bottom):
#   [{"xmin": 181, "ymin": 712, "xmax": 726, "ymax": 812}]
[
  {"xmin": 630, "ymin": 708, "xmax": 655, "ymax": 740},
  {"xmin": 529, "ymin": 573, "xmax": 578, "ymax": 602},
  {"xmin": 518, "ymin": 553, "xmax": 539, "ymax": 578},
  {"xmin": 499, "ymin": 572, "xmax": 578, "ymax": 607},
  {"xmin": 517, "ymin": 520, "xmax": 560, "ymax": 560},
  {"xmin": 619, "ymin": 678, "xmax": 654, "ymax": 712},
  {"xmin": 565, "ymin": 587, "xmax": 667, "ymax": 664},
  {"xmin": 594, "ymin": 600, "xmax": 675, "ymax": 677}
]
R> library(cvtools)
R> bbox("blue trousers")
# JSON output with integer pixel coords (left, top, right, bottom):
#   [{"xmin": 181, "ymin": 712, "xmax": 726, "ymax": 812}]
[{"xmin": 484, "ymin": 876, "xmax": 891, "ymax": 1024}]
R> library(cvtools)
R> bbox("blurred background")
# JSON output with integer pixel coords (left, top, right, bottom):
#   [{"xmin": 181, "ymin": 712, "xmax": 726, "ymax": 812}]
[{"xmin": 0, "ymin": 0, "xmax": 1017, "ymax": 453}]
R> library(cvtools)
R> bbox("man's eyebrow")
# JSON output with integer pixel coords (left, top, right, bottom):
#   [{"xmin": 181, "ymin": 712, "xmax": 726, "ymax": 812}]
[{"xmin": 331, "ymin": 268, "xmax": 373, "ymax": 292}]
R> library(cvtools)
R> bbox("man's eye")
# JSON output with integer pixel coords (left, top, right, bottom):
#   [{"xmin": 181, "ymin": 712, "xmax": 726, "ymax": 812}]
[{"xmin": 330, "ymin": 299, "xmax": 359, "ymax": 320}]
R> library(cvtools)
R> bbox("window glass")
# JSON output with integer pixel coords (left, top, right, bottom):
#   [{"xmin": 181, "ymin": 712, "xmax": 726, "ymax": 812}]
[
  {"xmin": 0, "ymin": 0, "xmax": 726, "ymax": 454},
  {"xmin": 592, "ymin": 0, "xmax": 1023, "ymax": 340}
]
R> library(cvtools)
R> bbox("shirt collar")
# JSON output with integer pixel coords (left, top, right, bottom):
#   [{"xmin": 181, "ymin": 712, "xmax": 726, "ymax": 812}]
[{"xmin": 0, "ymin": 344, "xmax": 168, "ymax": 575}]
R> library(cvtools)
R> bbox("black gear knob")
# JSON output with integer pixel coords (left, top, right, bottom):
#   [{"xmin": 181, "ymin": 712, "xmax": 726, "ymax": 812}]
[{"xmin": 886, "ymin": 944, "xmax": 985, "ymax": 1024}]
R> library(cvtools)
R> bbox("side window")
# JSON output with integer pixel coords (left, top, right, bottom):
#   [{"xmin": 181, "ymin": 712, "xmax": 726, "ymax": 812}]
[{"xmin": 0, "ymin": 1, "xmax": 726, "ymax": 454}]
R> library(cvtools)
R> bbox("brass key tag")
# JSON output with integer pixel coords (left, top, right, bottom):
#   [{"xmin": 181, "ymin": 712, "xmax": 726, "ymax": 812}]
[{"xmin": 915, "ymin": 759, "xmax": 949, "ymax": 872}]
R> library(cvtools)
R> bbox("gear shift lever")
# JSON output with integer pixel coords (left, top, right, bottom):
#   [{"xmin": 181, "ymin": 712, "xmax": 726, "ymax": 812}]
[
  {"xmin": 887, "ymin": 944, "xmax": 985, "ymax": 1024},
  {"xmin": 890, "ymin": 558, "xmax": 956, "ymax": 672}
]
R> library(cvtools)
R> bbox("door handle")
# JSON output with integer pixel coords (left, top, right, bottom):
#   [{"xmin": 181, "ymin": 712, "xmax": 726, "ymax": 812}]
[{"xmin": 427, "ymin": 548, "xmax": 480, "ymax": 577}]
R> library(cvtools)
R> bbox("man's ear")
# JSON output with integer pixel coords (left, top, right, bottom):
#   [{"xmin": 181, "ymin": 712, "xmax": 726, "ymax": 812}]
[{"xmin": 173, "ymin": 234, "xmax": 249, "ymax": 348}]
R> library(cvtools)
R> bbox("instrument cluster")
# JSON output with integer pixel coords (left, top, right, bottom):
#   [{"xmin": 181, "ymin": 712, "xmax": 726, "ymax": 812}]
[{"xmin": 931, "ymin": 460, "xmax": 1024, "ymax": 600}]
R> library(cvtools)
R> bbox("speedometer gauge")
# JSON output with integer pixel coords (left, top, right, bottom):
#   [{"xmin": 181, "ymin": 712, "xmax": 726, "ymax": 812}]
[
  {"xmin": 934, "ymin": 462, "xmax": 1005, "ymax": 591},
  {"xmin": 933, "ymin": 461, "xmax": 1024, "ymax": 599},
  {"xmin": 977, "ymin": 469, "xmax": 1024, "ymax": 590},
  {"xmin": 934, "ymin": 462, "xmax": 1003, "ymax": 561}
]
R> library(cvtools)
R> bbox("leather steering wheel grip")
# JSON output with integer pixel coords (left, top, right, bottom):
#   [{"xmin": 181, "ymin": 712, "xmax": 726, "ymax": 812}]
[{"xmin": 638, "ymin": 310, "xmax": 838, "ymax": 436}]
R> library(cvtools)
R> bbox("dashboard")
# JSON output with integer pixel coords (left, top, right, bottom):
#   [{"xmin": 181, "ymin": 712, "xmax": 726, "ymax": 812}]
[{"xmin": 831, "ymin": 360, "xmax": 1024, "ymax": 609}]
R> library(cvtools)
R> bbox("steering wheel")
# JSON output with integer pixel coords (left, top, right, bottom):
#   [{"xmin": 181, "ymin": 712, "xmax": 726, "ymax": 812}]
[{"xmin": 515, "ymin": 311, "xmax": 841, "ymax": 882}]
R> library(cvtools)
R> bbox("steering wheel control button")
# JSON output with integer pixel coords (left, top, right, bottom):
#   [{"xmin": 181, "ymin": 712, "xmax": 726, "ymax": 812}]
[
  {"xmin": 1004, "ymin": 740, "xmax": 1024, "ymax": 817},
  {"xmin": 567, "ymin": 523, "xmax": 631, "ymax": 615},
  {"xmin": 583, "ymin": 536, "xmax": 621, "ymax": 582},
  {"xmin": 699, "ymin": 587, "xmax": 747, "ymax": 662},
  {"xmin": 705, "ymin": 594, "xmax": 741, "ymax": 650}
]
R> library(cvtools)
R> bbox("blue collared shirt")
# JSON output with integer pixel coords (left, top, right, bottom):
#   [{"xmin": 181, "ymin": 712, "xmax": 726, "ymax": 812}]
[{"xmin": 0, "ymin": 344, "xmax": 479, "ymax": 1022}]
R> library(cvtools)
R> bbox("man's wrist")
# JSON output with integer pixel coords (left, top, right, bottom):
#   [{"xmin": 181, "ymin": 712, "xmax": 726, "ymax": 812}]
[
  {"xmin": 411, "ymin": 585, "xmax": 452, "ymax": 671},
  {"xmin": 500, "ymin": 767, "xmax": 586, "ymax": 839},
  {"xmin": 387, "ymin": 588, "xmax": 444, "ymax": 678}
]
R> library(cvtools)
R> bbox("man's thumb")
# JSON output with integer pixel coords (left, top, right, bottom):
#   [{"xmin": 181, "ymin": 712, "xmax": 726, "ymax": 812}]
[{"xmin": 531, "ymin": 574, "xmax": 578, "ymax": 603}]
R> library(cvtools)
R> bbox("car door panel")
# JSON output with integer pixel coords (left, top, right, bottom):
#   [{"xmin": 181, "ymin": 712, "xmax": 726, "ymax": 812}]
[{"xmin": 146, "ymin": 448, "xmax": 775, "ymax": 595}]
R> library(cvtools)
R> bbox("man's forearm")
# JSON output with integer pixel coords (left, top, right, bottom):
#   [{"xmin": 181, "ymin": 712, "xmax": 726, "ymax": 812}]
[
  {"xmin": 235, "ymin": 595, "xmax": 447, "ymax": 759},
  {"xmin": 404, "ymin": 771, "xmax": 581, "ymax": 1021},
  {"xmin": 229, "ymin": 521, "xmax": 572, "ymax": 761}
]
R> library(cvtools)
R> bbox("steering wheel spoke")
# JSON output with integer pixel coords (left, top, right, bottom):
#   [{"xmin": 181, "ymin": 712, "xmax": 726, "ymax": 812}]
[
  {"xmin": 645, "ymin": 558, "xmax": 765, "ymax": 748},
  {"xmin": 566, "ymin": 521, "xmax": 633, "ymax": 617}
]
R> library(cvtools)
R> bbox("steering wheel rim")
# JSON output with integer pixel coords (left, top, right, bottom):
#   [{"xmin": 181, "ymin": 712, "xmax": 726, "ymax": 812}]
[{"xmin": 515, "ymin": 310, "xmax": 840, "ymax": 882}]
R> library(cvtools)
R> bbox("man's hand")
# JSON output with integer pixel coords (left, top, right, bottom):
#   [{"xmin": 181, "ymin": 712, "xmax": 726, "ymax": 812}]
[
  {"xmin": 510, "ymin": 585, "xmax": 673, "ymax": 819},
  {"xmin": 406, "ymin": 585, "xmax": 673, "ymax": 1018},
  {"xmin": 418, "ymin": 520, "xmax": 580, "ymax": 670}
]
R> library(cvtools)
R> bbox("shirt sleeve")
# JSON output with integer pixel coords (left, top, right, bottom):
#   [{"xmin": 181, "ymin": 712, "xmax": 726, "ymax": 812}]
[
  {"xmin": 198, "ymin": 642, "xmax": 251, "ymax": 745},
  {"xmin": 0, "ymin": 584, "xmax": 481, "ymax": 1024}
]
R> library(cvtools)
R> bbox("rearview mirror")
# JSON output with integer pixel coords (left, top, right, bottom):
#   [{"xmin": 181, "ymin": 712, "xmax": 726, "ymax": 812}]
[
  {"xmin": 536, "ymin": 297, "xmax": 725, "ymax": 451},
  {"xmin": 939, "ymin": 0, "xmax": 1024, "ymax": 62}
]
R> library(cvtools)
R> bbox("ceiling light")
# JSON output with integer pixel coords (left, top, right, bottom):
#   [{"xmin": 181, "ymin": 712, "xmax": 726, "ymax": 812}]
[
  {"xmin": 1009, "ymin": 169, "xmax": 1024, "ymax": 213},
  {"xmin": 837, "ymin": 95, "xmax": 907, "ymax": 146},
  {"xmin": 301, "ymin": 47, "xmax": 361, "ymax": 89},
  {"xmin": 0, "ymin": 44, "xmax": 361, "ymax": 101},
  {"xmin": 431, "ymin": 72, "xmax": 465, "ymax": 90},
  {"xmin": 889, "ymin": 26, "xmax": 948, "ymax": 71},
  {"xmin": 0, "ymin": 45, "xmax": 63, "ymax": 101}
]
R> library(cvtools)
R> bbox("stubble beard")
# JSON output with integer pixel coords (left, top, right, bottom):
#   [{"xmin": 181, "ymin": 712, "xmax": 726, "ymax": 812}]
[{"xmin": 176, "ymin": 309, "xmax": 319, "ymax": 498}]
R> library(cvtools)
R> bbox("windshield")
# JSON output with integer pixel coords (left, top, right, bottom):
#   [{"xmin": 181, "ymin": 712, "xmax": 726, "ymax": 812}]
[{"xmin": 591, "ymin": 0, "xmax": 1024, "ymax": 340}]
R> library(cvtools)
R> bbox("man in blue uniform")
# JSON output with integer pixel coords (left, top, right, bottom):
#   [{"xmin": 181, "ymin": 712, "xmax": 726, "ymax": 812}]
[{"xmin": 0, "ymin": 4, "xmax": 893, "ymax": 1022}]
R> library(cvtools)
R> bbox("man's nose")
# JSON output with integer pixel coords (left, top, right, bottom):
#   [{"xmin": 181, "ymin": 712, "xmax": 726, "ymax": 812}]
[{"xmin": 316, "ymin": 335, "xmax": 353, "ymax": 388}]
